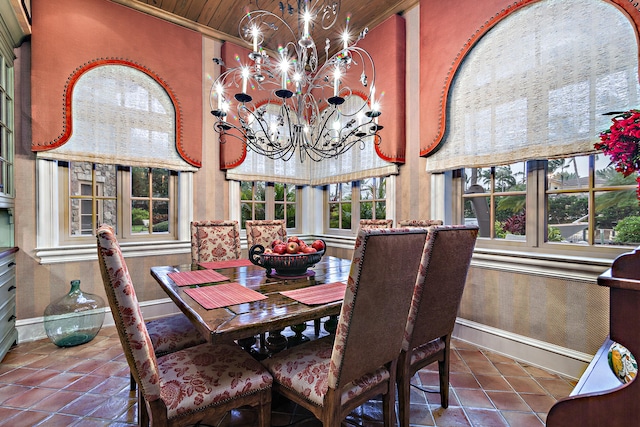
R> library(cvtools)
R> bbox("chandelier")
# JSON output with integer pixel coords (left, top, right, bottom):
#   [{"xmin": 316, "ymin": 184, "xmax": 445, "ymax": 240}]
[{"xmin": 209, "ymin": 0, "xmax": 382, "ymax": 162}]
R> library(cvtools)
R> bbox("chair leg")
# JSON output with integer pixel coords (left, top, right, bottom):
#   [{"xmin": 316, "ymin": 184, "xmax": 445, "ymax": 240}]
[
  {"xmin": 439, "ymin": 338, "xmax": 451, "ymax": 408},
  {"xmin": 138, "ymin": 390, "xmax": 149, "ymax": 427},
  {"xmin": 382, "ymin": 381, "xmax": 396, "ymax": 427},
  {"xmin": 257, "ymin": 389, "xmax": 272, "ymax": 427},
  {"xmin": 130, "ymin": 372, "xmax": 137, "ymax": 391},
  {"xmin": 397, "ymin": 357, "xmax": 411, "ymax": 427}
]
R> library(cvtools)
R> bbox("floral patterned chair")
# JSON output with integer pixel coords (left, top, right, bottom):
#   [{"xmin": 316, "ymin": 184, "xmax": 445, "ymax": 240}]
[
  {"xmin": 262, "ymin": 228, "xmax": 429, "ymax": 426},
  {"xmin": 245, "ymin": 219, "xmax": 287, "ymax": 249},
  {"xmin": 190, "ymin": 220, "xmax": 241, "ymax": 264},
  {"xmin": 397, "ymin": 219, "xmax": 444, "ymax": 227},
  {"xmin": 358, "ymin": 218, "xmax": 394, "ymax": 229},
  {"xmin": 97, "ymin": 225, "xmax": 272, "ymax": 427},
  {"xmin": 397, "ymin": 225, "xmax": 478, "ymax": 426}
]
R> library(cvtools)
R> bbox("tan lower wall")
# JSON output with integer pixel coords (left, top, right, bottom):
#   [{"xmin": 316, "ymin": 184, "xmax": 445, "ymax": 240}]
[{"xmin": 460, "ymin": 266, "xmax": 610, "ymax": 355}]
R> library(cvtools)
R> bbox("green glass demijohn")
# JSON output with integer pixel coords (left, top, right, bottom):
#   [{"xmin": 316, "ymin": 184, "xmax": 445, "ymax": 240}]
[{"xmin": 44, "ymin": 280, "xmax": 106, "ymax": 347}]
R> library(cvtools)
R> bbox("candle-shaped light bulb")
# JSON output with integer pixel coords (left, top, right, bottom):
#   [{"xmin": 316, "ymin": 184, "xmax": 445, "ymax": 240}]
[
  {"xmin": 303, "ymin": 10, "xmax": 311, "ymax": 38},
  {"xmin": 371, "ymin": 86, "xmax": 376, "ymax": 106},
  {"xmin": 342, "ymin": 31, "xmax": 349, "ymax": 50},
  {"xmin": 241, "ymin": 67, "xmax": 249, "ymax": 94},
  {"xmin": 333, "ymin": 68, "xmax": 341, "ymax": 97},
  {"xmin": 280, "ymin": 59, "xmax": 289, "ymax": 89},
  {"xmin": 252, "ymin": 26, "xmax": 259, "ymax": 53},
  {"xmin": 216, "ymin": 84, "xmax": 224, "ymax": 110}
]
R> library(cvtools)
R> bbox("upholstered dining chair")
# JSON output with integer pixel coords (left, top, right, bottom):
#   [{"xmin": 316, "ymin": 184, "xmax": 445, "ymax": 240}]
[
  {"xmin": 262, "ymin": 227, "xmax": 429, "ymax": 426},
  {"xmin": 397, "ymin": 225, "xmax": 478, "ymax": 427},
  {"xmin": 358, "ymin": 218, "xmax": 394, "ymax": 229},
  {"xmin": 190, "ymin": 219, "xmax": 241, "ymax": 264},
  {"xmin": 397, "ymin": 219, "xmax": 444, "ymax": 227},
  {"xmin": 245, "ymin": 219, "xmax": 287, "ymax": 248},
  {"xmin": 97, "ymin": 225, "xmax": 272, "ymax": 427}
]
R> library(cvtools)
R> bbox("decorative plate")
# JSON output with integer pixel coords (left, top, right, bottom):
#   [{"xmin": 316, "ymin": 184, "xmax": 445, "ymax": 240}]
[{"xmin": 608, "ymin": 341, "xmax": 638, "ymax": 384}]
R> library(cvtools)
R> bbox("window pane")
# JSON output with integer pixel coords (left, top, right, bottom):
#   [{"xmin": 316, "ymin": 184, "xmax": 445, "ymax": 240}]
[
  {"xmin": 465, "ymin": 167, "xmax": 491, "ymax": 193},
  {"xmin": 378, "ymin": 177, "xmax": 386, "ymax": 198},
  {"xmin": 496, "ymin": 195, "xmax": 526, "ymax": 240},
  {"xmin": 152, "ymin": 200, "xmax": 169, "ymax": 233},
  {"xmin": 255, "ymin": 203, "xmax": 265, "ymax": 220},
  {"xmin": 465, "ymin": 195, "xmax": 491, "ymax": 237},
  {"xmin": 376, "ymin": 201, "xmax": 386, "ymax": 219},
  {"xmin": 241, "ymin": 181, "xmax": 253, "ymax": 200},
  {"xmin": 132, "ymin": 167, "xmax": 149, "ymax": 197},
  {"xmin": 341, "ymin": 203, "xmax": 351, "ymax": 229},
  {"xmin": 495, "ymin": 163, "xmax": 526, "ymax": 192},
  {"xmin": 152, "ymin": 168, "xmax": 169, "ymax": 198},
  {"xmin": 274, "ymin": 183, "xmax": 285, "ymax": 201},
  {"xmin": 98, "ymin": 164, "xmax": 117, "ymax": 197},
  {"xmin": 255, "ymin": 182, "xmax": 266, "ymax": 201},
  {"xmin": 340, "ymin": 183, "xmax": 351, "ymax": 202},
  {"xmin": 360, "ymin": 201, "xmax": 373, "ymax": 219},
  {"xmin": 595, "ymin": 189, "xmax": 640, "ymax": 245},
  {"xmin": 286, "ymin": 204, "xmax": 295, "ymax": 228},
  {"xmin": 329, "ymin": 204, "xmax": 340, "ymax": 228},
  {"xmin": 361, "ymin": 178, "xmax": 373, "ymax": 200},
  {"xmin": 241, "ymin": 202, "xmax": 251, "ymax": 228},
  {"xmin": 286, "ymin": 185, "xmax": 296, "ymax": 202},
  {"xmin": 132, "ymin": 200, "xmax": 150, "ymax": 234},
  {"xmin": 547, "ymin": 193, "xmax": 588, "ymax": 243},
  {"xmin": 329, "ymin": 184, "xmax": 339, "ymax": 202},
  {"xmin": 275, "ymin": 203, "xmax": 284, "ymax": 220},
  {"xmin": 548, "ymin": 157, "xmax": 589, "ymax": 190}
]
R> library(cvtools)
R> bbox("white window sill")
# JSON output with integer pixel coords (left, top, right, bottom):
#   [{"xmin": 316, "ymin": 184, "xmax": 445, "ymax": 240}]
[{"xmin": 36, "ymin": 240, "xmax": 191, "ymax": 264}]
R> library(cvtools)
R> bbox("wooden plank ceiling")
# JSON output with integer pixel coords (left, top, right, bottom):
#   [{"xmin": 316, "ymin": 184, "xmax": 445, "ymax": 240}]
[{"xmin": 115, "ymin": 0, "xmax": 418, "ymax": 54}]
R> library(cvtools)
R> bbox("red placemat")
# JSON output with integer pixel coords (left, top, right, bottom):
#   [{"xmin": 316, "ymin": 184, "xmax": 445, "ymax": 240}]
[
  {"xmin": 198, "ymin": 259, "xmax": 254, "ymax": 269},
  {"xmin": 183, "ymin": 282, "xmax": 267, "ymax": 309},
  {"xmin": 168, "ymin": 270, "xmax": 230, "ymax": 286},
  {"xmin": 280, "ymin": 282, "xmax": 347, "ymax": 305}
]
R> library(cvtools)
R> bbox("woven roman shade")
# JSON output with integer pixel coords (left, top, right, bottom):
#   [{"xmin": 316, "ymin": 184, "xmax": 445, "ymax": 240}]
[
  {"xmin": 37, "ymin": 64, "xmax": 197, "ymax": 172},
  {"xmin": 426, "ymin": 0, "xmax": 640, "ymax": 172}
]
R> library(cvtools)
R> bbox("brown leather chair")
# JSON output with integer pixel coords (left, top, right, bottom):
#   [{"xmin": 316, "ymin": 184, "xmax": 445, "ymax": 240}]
[
  {"xmin": 190, "ymin": 219, "xmax": 241, "ymax": 263},
  {"xmin": 97, "ymin": 224, "xmax": 272, "ymax": 427},
  {"xmin": 262, "ymin": 227, "xmax": 429, "ymax": 426},
  {"xmin": 397, "ymin": 225, "xmax": 478, "ymax": 426}
]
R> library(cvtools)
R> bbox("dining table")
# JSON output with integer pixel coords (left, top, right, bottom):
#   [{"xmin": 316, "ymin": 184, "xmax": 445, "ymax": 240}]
[{"xmin": 150, "ymin": 255, "xmax": 351, "ymax": 355}]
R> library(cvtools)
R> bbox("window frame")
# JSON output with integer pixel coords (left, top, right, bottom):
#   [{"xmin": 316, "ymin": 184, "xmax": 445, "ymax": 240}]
[
  {"xmin": 239, "ymin": 180, "xmax": 301, "ymax": 234},
  {"xmin": 453, "ymin": 157, "xmax": 639, "ymax": 260},
  {"xmin": 324, "ymin": 177, "xmax": 390, "ymax": 234}
]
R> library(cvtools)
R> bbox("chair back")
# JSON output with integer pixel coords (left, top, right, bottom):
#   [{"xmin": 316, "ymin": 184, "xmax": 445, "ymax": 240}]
[
  {"xmin": 397, "ymin": 219, "xmax": 443, "ymax": 227},
  {"xmin": 403, "ymin": 225, "xmax": 478, "ymax": 352},
  {"xmin": 358, "ymin": 219, "xmax": 393, "ymax": 229},
  {"xmin": 328, "ymin": 228, "xmax": 428, "ymax": 389},
  {"xmin": 96, "ymin": 225, "xmax": 161, "ymax": 401},
  {"xmin": 190, "ymin": 220, "xmax": 241, "ymax": 263},
  {"xmin": 245, "ymin": 219, "xmax": 287, "ymax": 248}
]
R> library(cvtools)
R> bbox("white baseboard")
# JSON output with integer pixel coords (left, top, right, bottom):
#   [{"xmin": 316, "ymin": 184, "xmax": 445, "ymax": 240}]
[
  {"xmin": 453, "ymin": 318, "xmax": 591, "ymax": 380},
  {"xmin": 16, "ymin": 298, "xmax": 182, "ymax": 344}
]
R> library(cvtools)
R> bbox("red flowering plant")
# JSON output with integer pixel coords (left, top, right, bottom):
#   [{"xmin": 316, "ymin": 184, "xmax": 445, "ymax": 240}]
[{"xmin": 595, "ymin": 109, "xmax": 640, "ymax": 199}]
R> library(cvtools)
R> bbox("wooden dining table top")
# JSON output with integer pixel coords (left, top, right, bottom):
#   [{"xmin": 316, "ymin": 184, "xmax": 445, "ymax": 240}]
[{"xmin": 150, "ymin": 256, "xmax": 352, "ymax": 344}]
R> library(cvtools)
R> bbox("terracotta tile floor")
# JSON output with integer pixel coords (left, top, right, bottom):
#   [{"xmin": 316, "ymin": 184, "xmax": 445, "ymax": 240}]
[{"xmin": 0, "ymin": 325, "xmax": 576, "ymax": 426}]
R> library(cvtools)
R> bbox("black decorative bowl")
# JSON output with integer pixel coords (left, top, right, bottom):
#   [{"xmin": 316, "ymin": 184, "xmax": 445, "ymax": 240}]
[{"xmin": 249, "ymin": 242, "xmax": 325, "ymax": 276}]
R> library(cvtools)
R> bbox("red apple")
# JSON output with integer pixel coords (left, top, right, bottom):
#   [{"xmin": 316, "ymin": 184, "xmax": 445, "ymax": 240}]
[
  {"xmin": 302, "ymin": 246, "xmax": 317, "ymax": 254},
  {"xmin": 264, "ymin": 248, "xmax": 273, "ymax": 254},
  {"xmin": 286, "ymin": 241, "xmax": 300, "ymax": 254},
  {"xmin": 311, "ymin": 240, "xmax": 325, "ymax": 251},
  {"xmin": 271, "ymin": 239, "xmax": 284, "ymax": 248},
  {"xmin": 273, "ymin": 244, "xmax": 287, "ymax": 255},
  {"xmin": 298, "ymin": 240, "xmax": 308, "ymax": 249}
]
